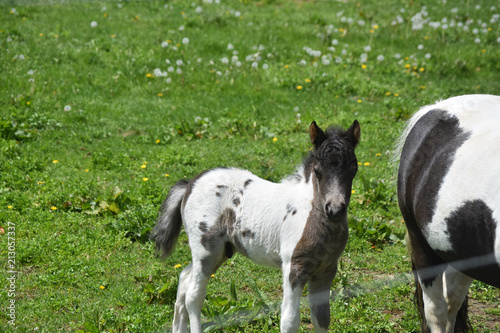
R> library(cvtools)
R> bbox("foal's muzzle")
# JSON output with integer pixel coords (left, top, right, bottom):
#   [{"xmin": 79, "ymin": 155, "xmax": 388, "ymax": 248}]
[{"xmin": 325, "ymin": 202, "xmax": 347, "ymax": 222}]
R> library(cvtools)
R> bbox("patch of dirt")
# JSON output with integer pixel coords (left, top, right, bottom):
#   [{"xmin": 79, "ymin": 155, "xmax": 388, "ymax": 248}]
[{"xmin": 468, "ymin": 298, "xmax": 500, "ymax": 331}]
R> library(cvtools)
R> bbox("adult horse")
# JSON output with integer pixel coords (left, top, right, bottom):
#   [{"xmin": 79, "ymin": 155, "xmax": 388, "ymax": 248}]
[
  {"xmin": 397, "ymin": 94, "xmax": 500, "ymax": 332},
  {"xmin": 151, "ymin": 120, "xmax": 360, "ymax": 333}
]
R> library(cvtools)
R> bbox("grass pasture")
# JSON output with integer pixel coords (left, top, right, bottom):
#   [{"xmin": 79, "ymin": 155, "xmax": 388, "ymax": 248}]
[{"xmin": 1, "ymin": 0, "xmax": 500, "ymax": 331}]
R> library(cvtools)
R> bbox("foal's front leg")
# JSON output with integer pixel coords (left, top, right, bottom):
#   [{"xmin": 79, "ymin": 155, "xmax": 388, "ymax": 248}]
[
  {"xmin": 281, "ymin": 263, "xmax": 305, "ymax": 333},
  {"xmin": 308, "ymin": 273, "xmax": 336, "ymax": 333}
]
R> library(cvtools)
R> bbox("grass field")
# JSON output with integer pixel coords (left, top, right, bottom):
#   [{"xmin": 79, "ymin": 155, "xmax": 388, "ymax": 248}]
[{"xmin": 1, "ymin": 0, "xmax": 500, "ymax": 331}]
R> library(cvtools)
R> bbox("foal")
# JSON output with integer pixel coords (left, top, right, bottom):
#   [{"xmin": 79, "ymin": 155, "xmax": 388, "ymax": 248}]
[{"xmin": 151, "ymin": 120, "xmax": 360, "ymax": 332}]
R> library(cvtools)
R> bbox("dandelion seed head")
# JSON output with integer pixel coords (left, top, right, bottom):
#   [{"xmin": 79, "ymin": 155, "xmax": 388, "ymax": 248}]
[
  {"xmin": 363, "ymin": 45, "xmax": 372, "ymax": 52},
  {"xmin": 182, "ymin": 37, "xmax": 189, "ymax": 44},
  {"xmin": 64, "ymin": 105, "xmax": 72, "ymax": 112},
  {"xmin": 91, "ymin": 21, "xmax": 98, "ymax": 28}
]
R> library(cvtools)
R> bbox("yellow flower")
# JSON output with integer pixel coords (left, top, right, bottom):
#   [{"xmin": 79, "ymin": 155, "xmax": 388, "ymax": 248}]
[
  {"xmin": 141, "ymin": 165, "xmax": 147, "ymax": 169},
  {"xmin": 363, "ymin": 162, "xmax": 370, "ymax": 166},
  {"xmin": 296, "ymin": 85, "xmax": 303, "ymax": 90},
  {"xmin": 357, "ymin": 99, "xmax": 362, "ymax": 103},
  {"xmin": 385, "ymin": 92, "xmax": 391, "ymax": 96},
  {"xmin": 8, "ymin": 205, "xmax": 13, "ymax": 209},
  {"xmin": 211, "ymin": 274, "xmax": 215, "ymax": 278},
  {"xmin": 146, "ymin": 73, "xmax": 153, "ymax": 78},
  {"xmin": 158, "ymin": 93, "xmax": 163, "ymax": 97},
  {"xmin": 420, "ymin": 86, "xmax": 426, "ymax": 90},
  {"xmin": 174, "ymin": 264, "xmax": 182, "ymax": 268},
  {"xmin": 53, "ymin": 160, "xmax": 59, "ymax": 164},
  {"xmin": 394, "ymin": 93, "xmax": 399, "ymax": 97},
  {"xmin": 165, "ymin": 174, "xmax": 170, "ymax": 177},
  {"xmin": 305, "ymin": 79, "xmax": 311, "ymax": 83},
  {"xmin": 143, "ymin": 178, "xmax": 148, "ymax": 182},
  {"xmin": 100, "ymin": 285, "xmax": 105, "ymax": 289},
  {"xmin": 85, "ymin": 169, "xmax": 89, "ymax": 172},
  {"xmin": 272, "ymin": 137, "xmax": 278, "ymax": 143},
  {"xmin": 376, "ymin": 153, "xmax": 382, "ymax": 156},
  {"xmin": 370, "ymin": 29, "xmax": 375, "ymax": 34},
  {"xmin": 51, "ymin": 206, "xmax": 57, "ymax": 210},
  {"xmin": 361, "ymin": 64, "xmax": 367, "ymax": 69},
  {"xmin": 404, "ymin": 64, "xmax": 410, "ymax": 69},
  {"xmin": 284, "ymin": 64, "xmax": 289, "ymax": 69},
  {"xmin": 481, "ymin": 49, "xmax": 486, "ymax": 53},
  {"xmin": 111, "ymin": 34, "xmax": 116, "ymax": 38},
  {"xmin": 351, "ymin": 190, "xmax": 356, "ymax": 194},
  {"xmin": 373, "ymin": 24, "xmax": 379, "ymax": 29},
  {"xmin": 156, "ymin": 139, "xmax": 160, "ymax": 143}
]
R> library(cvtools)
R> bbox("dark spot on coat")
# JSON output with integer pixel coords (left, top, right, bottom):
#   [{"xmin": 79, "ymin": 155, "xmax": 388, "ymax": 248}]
[
  {"xmin": 283, "ymin": 203, "xmax": 298, "ymax": 222},
  {"xmin": 233, "ymin": 197, "xmax": 240, "ymax": 207},
  {"xmin": 199, "ymin": 222, "xmax": 208, "ymax": 233},
  {"xmin": 216, "ymin": 192, "xmax": 222, "ymax": 198},
  {"xmin": 242, "ymin": 229, "xmax": 255, "ymax": 238},
  {"xmin": 216, "ymin": 185, "xmax": 227, "ymax": 189},
  {"xmin": 244, "ymin": 179, "xmax": 253, "ymax": 188},
  {"xmin": 439, "ymin": 200, "xmax": 500, "ymax": 288}
]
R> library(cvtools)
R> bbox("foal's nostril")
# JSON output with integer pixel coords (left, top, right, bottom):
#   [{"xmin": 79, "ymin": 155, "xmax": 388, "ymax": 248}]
[{"xmin": 326, "ymin": 202, "xmax": 346, "ymax": 221}]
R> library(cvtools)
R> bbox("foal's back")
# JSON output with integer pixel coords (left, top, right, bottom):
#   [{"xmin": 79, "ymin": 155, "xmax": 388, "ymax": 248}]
[{"xmin": 182, "ymin": 167, "xmax": 314, "ymax": 268}]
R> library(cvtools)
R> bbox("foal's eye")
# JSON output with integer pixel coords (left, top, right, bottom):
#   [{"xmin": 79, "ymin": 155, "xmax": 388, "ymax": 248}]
[{"xmin": 313, "ymin": 168, "xmax": 322, "ymax": 181}]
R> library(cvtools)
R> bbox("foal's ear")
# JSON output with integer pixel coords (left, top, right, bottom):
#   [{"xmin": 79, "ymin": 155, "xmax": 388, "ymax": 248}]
[
  {"xmin": 346, "ymin": 120, "xmax": 361, "ymax": 148},
  {"xmin": 309, "ymin": 121, "xmax": 327, "ymax": 148}
]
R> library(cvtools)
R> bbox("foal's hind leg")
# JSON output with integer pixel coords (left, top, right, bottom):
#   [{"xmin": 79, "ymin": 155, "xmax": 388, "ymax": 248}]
[
  {"xmin": 173, "ymin": 264, "xmax": 192, "ymax": 333},
  {"xmin": 183, "ymin": 243, "xmax": 228, "ymax": 333}
]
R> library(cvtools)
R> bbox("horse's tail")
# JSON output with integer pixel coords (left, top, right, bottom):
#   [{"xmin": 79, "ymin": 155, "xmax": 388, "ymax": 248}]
[
  {"xmin": 412, "ymin": 259, "xmax": 472, "ymax": 333},
  {"xmin": 150, "ymin": 179, "xmax": 189, "ymax": 259}
]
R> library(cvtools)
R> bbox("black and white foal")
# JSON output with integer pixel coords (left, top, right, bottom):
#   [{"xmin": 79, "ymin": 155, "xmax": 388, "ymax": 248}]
[
  {"xmin": 397, "ymin": 94, "xmax": 500, "ymax": 332},
  {"xmin": 151, "ymin": 120, "xmax": 360, "ymax": 332}
]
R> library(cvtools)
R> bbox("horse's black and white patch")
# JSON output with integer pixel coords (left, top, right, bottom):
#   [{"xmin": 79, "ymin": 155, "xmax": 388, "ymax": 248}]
[{"xmin": 398, "ymin": 94, "xmax": 500, "ymax": 287}]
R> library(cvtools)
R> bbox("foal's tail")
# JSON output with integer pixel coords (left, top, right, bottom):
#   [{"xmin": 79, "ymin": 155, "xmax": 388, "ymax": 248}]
[{"xmin": 150, "ymin": 179, "xmax": 189, "ymax": 259}]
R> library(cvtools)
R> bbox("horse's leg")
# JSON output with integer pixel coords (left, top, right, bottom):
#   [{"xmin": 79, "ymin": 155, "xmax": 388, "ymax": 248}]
[
  {"xmin": 184, "ymin": 242, "xmax": 227, "ymax": 333},
  {"xmin": 418, "ymin": 271, "xmax": 448, "ymax": 333},
  {"xmin": 281, "ymin": 263, "xmax": 305, "ymax": 333},
  {"xmin": 183, "ymin": 259, "xmax": 209, "ymax": 333},
  {"xmin": 307, "ymin": 271, "xmax": 336, "ymax": 333},
  {"xmin": 172, "ymin": 264, "xmax": 192, "ymax": 333},
  {"xmin": 418, "ymin": 266, "xmax": 472, "ymax": 333},
  {"xmin": 443, "ymin": 266, "xmax": 473, "ymax": 332}
]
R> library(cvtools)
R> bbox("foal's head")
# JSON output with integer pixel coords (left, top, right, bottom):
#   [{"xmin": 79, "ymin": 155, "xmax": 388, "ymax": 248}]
[{"xmin": 308, "ymin": 120, "xmax": 360, "ymax": 222}]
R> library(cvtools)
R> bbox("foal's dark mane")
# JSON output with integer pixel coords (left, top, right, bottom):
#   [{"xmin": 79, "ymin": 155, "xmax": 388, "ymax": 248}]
[{"xmin": 302, "ymin": 126, "xmax": 348, "ymax": 182}]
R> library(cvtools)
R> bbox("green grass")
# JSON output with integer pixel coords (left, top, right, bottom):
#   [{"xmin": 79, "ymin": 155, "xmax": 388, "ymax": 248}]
[{"xmin": 1, "ymin": 0, "xmax": 500, "ymax": 331}]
